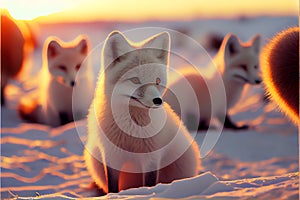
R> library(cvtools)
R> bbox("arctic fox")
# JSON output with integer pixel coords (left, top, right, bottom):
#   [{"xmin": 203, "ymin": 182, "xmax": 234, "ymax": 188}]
[
  {"xmin": 164, "ymin": 34, "xmax": 261, "ymax": 130},
  {"xmin": 261, "ymin": 27, "xmax": 299, "ymax": 125},
  {"xmin": 84, "ymin": 31, "xmax": 200, "ymax": 193},
  {"xmin": 18, "ymin": 35, "xmax": 93, "ymax": 127},
  {"xmin": 1, "ymin": 12, "xmax": 25, "ymax": 106}
]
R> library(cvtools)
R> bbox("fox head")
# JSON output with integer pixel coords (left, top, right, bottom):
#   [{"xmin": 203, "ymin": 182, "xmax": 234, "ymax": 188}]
[
  {"xmin": 222, "ymin": 34, "xmax": 262, "ymax": 85},
  {"xmin": 45, "ymin": 35, "xmax": 89, "ymax": 87},
  {"xmin": 101, "ymin": 31, "xmax": 170, "ymax": 109}
]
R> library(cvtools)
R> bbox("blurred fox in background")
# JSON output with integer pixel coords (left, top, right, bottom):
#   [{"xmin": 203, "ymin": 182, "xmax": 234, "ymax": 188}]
[
  {"xmin": 261, "ymin": 27, "xmax": 299, "ymax": 125},
  {"xmin": 1, "ymin": 10, "xmax": 38, "ymax": 106},
  {"xmin": 18, "ymin": 35, "xmax": 93, "ymax": 127},
  {"xmin": 164, "ymin": 34, "xmax": 261, "ymax": 130},
  {"xmin": 1, "ymin": 11, "xmax": 25, "ymax": 106}
]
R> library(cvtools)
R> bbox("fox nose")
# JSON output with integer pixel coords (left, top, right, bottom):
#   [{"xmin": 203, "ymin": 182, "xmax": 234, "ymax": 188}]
[
  {"xmin": 255, "ymin": 79, "xmax": 262, "ymax": 84},
  {"xmin": 71, "ymin": 80, "xmax": 76, "ymax": 87},
  {"xmin": 153, "ymin": 97, "xmax": 163, "ymax": 106}
]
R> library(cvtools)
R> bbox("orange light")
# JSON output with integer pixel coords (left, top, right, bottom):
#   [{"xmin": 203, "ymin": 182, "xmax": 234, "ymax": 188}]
[
  {"xmin": 1, "ymin": 0, "xmax": 298, "ymax": 23},
  {"xmin": 1, "ymin": 0, "xmax": 77, "ymax": 20}
]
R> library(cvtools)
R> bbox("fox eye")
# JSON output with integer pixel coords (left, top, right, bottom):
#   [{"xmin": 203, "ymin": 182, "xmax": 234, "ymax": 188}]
[
  {"xmin": 130, "ymin": 77, "xmax": 141, "ymax": 84},
  {"xmin": 254, "ymin": 65, "xmax": 258, "ymax": 69},
  {"xmin": 240, "ymin": 64, "xmax": 247, "ymax": 71},
  {"xmin": 156, "ymin": 78, "xmax": 161, "ymax": 85},
  {"xmin": 75, "ymin": 64, "xmax": 81, "ymax": 71},
  {"xmin": 58, "ymin": 65, "xmax": 67, "ymax": 72}
]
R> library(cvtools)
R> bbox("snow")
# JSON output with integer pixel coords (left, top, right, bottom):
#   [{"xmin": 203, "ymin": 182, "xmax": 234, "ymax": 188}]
[{"xmin": 1, "ymin": 16, "xmax": 299, "ymax": 199}]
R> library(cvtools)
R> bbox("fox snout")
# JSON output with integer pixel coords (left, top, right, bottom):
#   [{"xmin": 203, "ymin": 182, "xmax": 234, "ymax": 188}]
[
  {"xmin": 153, "ymin": 97, "xmax": 163, "ymax": 106},
  {"xmin": 248, "ymin": 77, "xmax": 262, "ymax": 85},
  {"xmin": 144, "ymin": 85, "xmax": 163, "ymax": 107},
  {"xmin": 255, "ymin": 78, "xmax": 262, "ymax": 84},
  {"xmin": 132, "ymin": 85, "xmax": 164, "ymax": 108},
  {"xmin": 56, "ymin": 76, "xmax": 76, "ymax": 87},
  {"xmin": 251, "ymin": 74, "xmax": 262, "ymax": 85},
  {"xmin": 70, "ymin": 80, "xmax": 76, "ymax": 87}
]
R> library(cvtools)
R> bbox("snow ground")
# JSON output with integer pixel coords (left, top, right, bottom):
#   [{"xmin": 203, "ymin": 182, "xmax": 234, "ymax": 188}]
[{"xmin": 1, "ymin": 16, "xmax": 299, "ymax": 199}]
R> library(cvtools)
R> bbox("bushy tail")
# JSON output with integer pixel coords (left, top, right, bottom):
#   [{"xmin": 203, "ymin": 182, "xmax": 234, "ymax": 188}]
[{"xmin": 261, "ymin": 27, "xmax": 299, "ymax": 125}]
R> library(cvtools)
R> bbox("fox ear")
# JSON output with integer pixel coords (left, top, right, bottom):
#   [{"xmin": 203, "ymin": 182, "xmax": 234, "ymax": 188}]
[
  {"xmin": 47, "ymin": 40, "xmax": 62, "ymax": 58},
  {"xmin": 103, "ymin": 31, "xmax": 133, "ymax": 68},
  {"xmin": 143, "ymin": 32, "xmax": 170, "ymax": 64},
  {"xmin": 225, "ymin": 34, "xmax": 241, "ymax": 57},
  {"xmin": 77, "ymin": 37, "xmax": 88, "ymax": 55},
  {"xmin": 250, "ymin": 34, "xmax": 261, "ymax": 54}
]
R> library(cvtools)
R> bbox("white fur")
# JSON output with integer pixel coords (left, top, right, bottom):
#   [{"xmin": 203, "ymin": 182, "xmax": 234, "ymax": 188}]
[
  {"xmin": 85, "ymin": 31, "xmax": 200, "ymax": 193},
  {"xmin": 164, "ymin": 34, "xmax": 261, "ymax": 129}
]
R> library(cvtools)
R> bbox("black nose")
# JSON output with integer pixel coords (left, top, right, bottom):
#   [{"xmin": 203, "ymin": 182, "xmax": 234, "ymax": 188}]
[
  {"xmin": 255, "ymin": 80, "xmax": 262, "ymax": 84},
  {"xmin": 71, "ymin": 81, "xmax": 76, "ymax": 87},
  {"xmin": 153, "ymin": 98, "xmax": 163, "ymax": 106}
]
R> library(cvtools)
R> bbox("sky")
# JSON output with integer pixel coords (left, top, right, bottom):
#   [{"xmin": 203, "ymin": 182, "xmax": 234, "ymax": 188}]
[{"xmin": 1, "ymin": 0, "xmax": 299, "ymax": 22}]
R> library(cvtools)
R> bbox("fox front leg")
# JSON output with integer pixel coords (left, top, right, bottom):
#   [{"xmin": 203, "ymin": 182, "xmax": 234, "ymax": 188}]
[
  {"xmin": 144, "ymin": 170, "xmax": 158, "ymax": 187},
  {"xmin": 1, "ymin": 87, "xmax": 5, "ymax": 106},
  {"xmin": 107, "ymin": 166, "xmax": 120, "ymax": 193},
  {"xmin": 59, "ymin": 111, "xmax": 73, "ymax": 125},
  {"xmin": 224, "ymin": 114, "xmax": 248, "ymax": 130},
  {"xmin": 197, "ymin": 119, "xmax": 210, "ymax": 130}
]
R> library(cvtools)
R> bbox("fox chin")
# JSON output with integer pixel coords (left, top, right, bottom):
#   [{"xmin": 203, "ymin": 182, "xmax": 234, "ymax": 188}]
[{"xmin": 84, "ymin": 30, "xmax": 200, "ymax": 194}]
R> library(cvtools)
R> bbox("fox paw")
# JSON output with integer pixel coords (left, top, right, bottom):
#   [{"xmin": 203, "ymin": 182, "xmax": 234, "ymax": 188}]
[{"xmin": 224, "ymin": 115, "xmax": 249, "ymax": 130}]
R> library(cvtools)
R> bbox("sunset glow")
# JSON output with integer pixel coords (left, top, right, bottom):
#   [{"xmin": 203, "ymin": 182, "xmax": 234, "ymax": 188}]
[
  {"xmin": 0, "ymin": 0, "xmax": 76, "ymax": 20},
  {"xmin": 1, "ymin": 0, "xmax": 298, "ymax": 23}
]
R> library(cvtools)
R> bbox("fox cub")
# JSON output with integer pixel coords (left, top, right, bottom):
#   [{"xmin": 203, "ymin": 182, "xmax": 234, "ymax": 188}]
[
  {"xmin": 84, "ymin": 31, "xmax": 200, "ymax": 193},
  {"xmin": 164, "ymin": 34, "xmax": 261, "ymax": 130},
  {"xmin": 18, "ymin": 35, "xmax": 93, "ymax": 127}
]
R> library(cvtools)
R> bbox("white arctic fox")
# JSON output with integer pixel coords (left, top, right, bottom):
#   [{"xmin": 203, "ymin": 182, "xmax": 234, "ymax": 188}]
[
  {"xmin": 18, "ymin": 35, "xmax": 93, "ymax": 127},
  {"xmin": 164, "ymin": 34, "xmax": 261, "ymax": 130},
  {"xmin": 84, "ymin": 31, "xmax": 200, "ymax": 193}
]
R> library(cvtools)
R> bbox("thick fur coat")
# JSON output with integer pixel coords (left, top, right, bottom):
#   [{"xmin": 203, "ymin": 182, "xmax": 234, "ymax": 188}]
[{"xmin": 84, "ymin": 31, "xmax": 200, "ymax": 193}]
